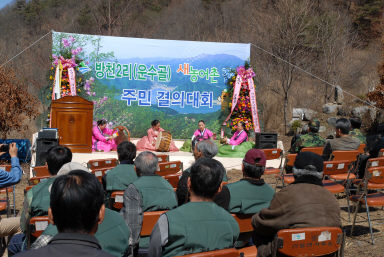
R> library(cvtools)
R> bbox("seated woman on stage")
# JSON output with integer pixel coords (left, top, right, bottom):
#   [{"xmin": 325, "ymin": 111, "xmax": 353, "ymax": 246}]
[
  {"xmin": 92, "ymin": 119, "xmax": 118, "ymax": 152},
  {"xmin": 136, "ymin": 120, "xmax": 179, "ymax": 152},
  {"xmin": 217, "ymin": 122, "xmax": 254, "ymax": 158},
  {"xmin": 180, "ymin": 120, "xmax": 216, "ymax": 152}
]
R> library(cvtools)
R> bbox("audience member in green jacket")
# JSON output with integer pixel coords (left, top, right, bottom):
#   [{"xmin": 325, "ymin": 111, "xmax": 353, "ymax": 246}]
[
  {"xmin": 120, "ymin": 151, "xmax": 177, "ymax": 255},
  {"xmin": 102, "ymin": 141, "xmax": 138, "ymax": 205},
  {"xmin": 149, "ymin": 158, "xmax": 239, "ymax": 257}
]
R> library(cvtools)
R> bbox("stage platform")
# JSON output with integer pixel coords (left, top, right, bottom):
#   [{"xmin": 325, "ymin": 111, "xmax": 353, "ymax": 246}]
[{"xmin": 31, "ymin": 139, "xmax": 285, "ymax": 177}]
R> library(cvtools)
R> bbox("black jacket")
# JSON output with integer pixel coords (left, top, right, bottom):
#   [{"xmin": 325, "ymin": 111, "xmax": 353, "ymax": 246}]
[{"xmin": 15, "ymin": 233, "xmax": 114, "ymax": 257}]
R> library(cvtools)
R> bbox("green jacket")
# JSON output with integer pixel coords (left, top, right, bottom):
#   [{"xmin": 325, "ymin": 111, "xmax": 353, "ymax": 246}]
[
  {"xmin": 133, "ymin": 175, "xmax": 177, "ymax": 248},
  {"xmin": 290, "ymin": 132, "xmax": 326, "ymax": 153},
  {"xmin": 227, "ymin": 179, "xmax": 274, "ymax": 214},
  {"xmin": 349, "ymin": 128, "xmax": 366, "ymax": 144},
  {"xmin": 105, "ymin": 164, "xmax": 138, "ymax": 191},
  {"xmin": 21, "ymin": 177, "xmax": 56, "ymax": 232},
  {"xmin": 43, "ymin": 208, "xmax": 130, "ymax": 257},
  {"xmin": 163, "ymin": 201, "xmax": 239, "ymax": 257}
]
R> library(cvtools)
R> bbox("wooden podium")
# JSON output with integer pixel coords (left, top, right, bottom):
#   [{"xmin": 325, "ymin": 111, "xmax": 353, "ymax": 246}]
[{"xmin": 51, "ymin": 96, "xmax": 93, "ymax": 153}]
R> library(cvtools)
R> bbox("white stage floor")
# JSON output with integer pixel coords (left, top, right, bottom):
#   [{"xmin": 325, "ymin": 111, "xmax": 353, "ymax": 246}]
[
  {"xmin": 31, "ymin": 139, "xmax": 284, "ymax": 176},
  {"xmin": 71, "ymin": 139, "xmax": 285, "ymax": 172}
]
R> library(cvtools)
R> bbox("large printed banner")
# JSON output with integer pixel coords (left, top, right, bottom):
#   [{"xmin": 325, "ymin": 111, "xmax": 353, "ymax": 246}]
[{"xmin": 52, "ymin": 31, "xmax": 250, "ymax": 138}]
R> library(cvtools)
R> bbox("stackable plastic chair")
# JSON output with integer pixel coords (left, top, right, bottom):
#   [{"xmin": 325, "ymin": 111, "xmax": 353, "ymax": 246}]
[
  {"xmin": 156, "ymin": 154, "xmax": 169, "ymax": 163},
  {"xmin": 28, "ymin": 216, "xmax": 50, "ymax": 247},
  {"xmin": 163, "ymin": 173, "xmax": 180, "ymax": 188},
  {"xmin": 272, "ymin": 227, "xmax": 344, "ymax": 257},
  {"xmin": 28, "ymin": 176, "xmax": 51, "ymax": 186},
  {"xmin": 276, "ymin": 153, "xmax": 297, "ymax": 187},
  {"xmin": 357, "ymin": 144, "xmax": 366, "ymax": 154},
  {"xmin": 176, "ymin": 248, "xmax": 239, "ymax": 257},
  {"xmin": 378, "ymin": 149, "xmax": 384, "ymax": 157},
  {"xmin": 140, "ymin": 210, "xmax": 166, "ymax": 236},
  {"xmin": 156, "ymin": 161, "xmax": 183, "ymax": 176},
  {"xmin": 32, "ymin": 165, "xmax": 50, "ymax": 177},
  {"xmin": 331, "ymin": 150, "xmax": 359, "ymax": 162},
  {"xmin": 110, "ymin": 190, "xmax": 125, "ymax": 210},
  {"xmin": 261, "ymin": 148, "xmax": 283, "ymax": 175},
  {"xmin": 88, "ymin": 158, "xmax": 119, "ymax": 183},
  {"xmin": 350, "ymin": 166, "xmax": 384, "ymax": 244},
  {"xmin": 301, "ymin": 147, "xmax": 324, "ymax": 155}
]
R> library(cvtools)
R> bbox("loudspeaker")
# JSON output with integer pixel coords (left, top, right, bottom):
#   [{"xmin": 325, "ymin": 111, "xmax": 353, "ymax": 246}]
[
  {"xmin": 35, "ymin": 138, "xmax": 58, "ymax": 166},
  {"xmin": 255, "ymin": 133, "xmax": 278, "ymax": 149}
]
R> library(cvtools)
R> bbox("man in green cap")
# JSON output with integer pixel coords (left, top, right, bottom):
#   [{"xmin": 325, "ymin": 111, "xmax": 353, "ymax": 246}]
[{"xmin": 289, "ymin": 119, "xmax": 326, "ymax": 153}]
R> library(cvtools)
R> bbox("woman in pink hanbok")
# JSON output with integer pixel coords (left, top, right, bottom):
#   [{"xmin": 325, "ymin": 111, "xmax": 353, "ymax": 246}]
[
  {"xmin": 136, "ymin": 120, "xmax": 179, "ymax": 151},
  {"xmin": 92, "ymin": 120, "xmax": 117, "ymax": 152},
  {"xmin": 226, "ymin": 121, "xmax": 248, "ymax": 145}
]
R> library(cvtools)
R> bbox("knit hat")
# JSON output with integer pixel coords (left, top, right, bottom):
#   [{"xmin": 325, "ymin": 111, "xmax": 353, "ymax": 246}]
[
  {"xmin": 57, "ymin": 162, "xmax": 89, "ymax": 176},
  {"xmin": 243, "ymin": 149, "xmax": 266, "ymax": 166},
  {"xmin": 293, "ymin": 152, "xmax": 323, "ymax": 179}
]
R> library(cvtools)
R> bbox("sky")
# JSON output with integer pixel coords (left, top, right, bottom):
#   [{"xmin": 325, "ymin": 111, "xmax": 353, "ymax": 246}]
[
  {"xmin": 0, "ymin": 0, "xmax": 14, "ymax": 9},
  {"xmin": 54, "ymin": 31, "xmax": 251, "ymax": 60}
]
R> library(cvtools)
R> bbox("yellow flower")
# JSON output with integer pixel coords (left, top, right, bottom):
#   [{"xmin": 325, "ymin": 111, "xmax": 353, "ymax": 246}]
[
  {"xmin": 79, "ymin": 78, "xmax": 82, "ymax": 82},
  {"xmin": 51, "ymin": 67, "xmax": 54, "ymax": 70},
  {"xmin": 49, "ymin": 76, "xmax": 53, "ymax": 80},
  {"xmin": 232, "ymin": 76, "xmax": 235, "ymax": 80},
  {"xmin": 46, "ymin": 95, "xmax": 50, "ymax": 99},
  {"xmin": 77, "ymin": 88, "xmax": 81, "ymax": 92}
]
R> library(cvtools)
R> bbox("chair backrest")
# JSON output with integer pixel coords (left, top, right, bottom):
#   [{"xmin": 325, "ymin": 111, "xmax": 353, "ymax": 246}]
[
  {"xmin": 331, "ymin": 150, "xmax": 359, "ymax": 162},
  {"xmin": 366, "ymin": 157, "xmax": 384, "ymax": 169},
  {"xmin": 379, "ymin": 149, "xmax": 384, "ymax": 157},
  {"xmin": 261, "ymin": 148, "xmax": 282, "ymax": 161},
  {"xmin": 0, "ymin": 165, "xmax": 11, "ymax": 172},
  {"xmin": 357, "ymin": 144, "xmax": 366, "ymax": 154},
  {"xmin": 301, "ymin": 147, "xmax": 324, "ymax": 155},
  {"xmin": 92, "ymin": 167, "xmax": 113, "ymax": 183},
  {"xmin": 164, "ymin": 173, "xmax": 180, "ymax": 188},
  {"xmin": 157, "ymin": 161, "xmax": 183, "ymax": 176},
  {"xmin": 285, "ymin": 154, "xmax": 297, "ymax": 167},
  {"xmin": 29, "ymin": 176, "xmax": 51, "ymax": 186},
  {"xmin": 110, "ymin": 190, "xmax": 124, "ymax": 210},
  {"xmin": 140, "ymin": 210, "xmax": 166, "ymax": 236},
  {"xmin": 175, "ymin": 248, "xmax": 239, "ymax": 257},
  {"xmin": 274, "ymin": 227, "xmax": 343, "ymax": 257},
  {"xmin": 29, "ymin": 216, "xmax": 50, "ymax": 238},
  {"xmin": 156, "ymin": 154, "xmax": 170, "ymax": 163},
  {"xmin": 87, "ymin": 158, "xmax": 118, "ymax": 171},
  {"xmin": 323, "ymin": 160, "xmax": 352, "ymax": 176},
  {"xmin": 366, "ymin": 166, "xmax": 384, "ymax": 185},
  {"xmin": 33, "ymin": 165, "xmax": 50, "ymax": 177},
  {"xmin": 231, "ymin": 213, "xmax": 253, "ymax": 233}
]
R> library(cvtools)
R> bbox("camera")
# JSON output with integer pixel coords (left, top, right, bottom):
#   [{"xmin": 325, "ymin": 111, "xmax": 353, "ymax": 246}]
[{"xmin": 0, "ymin": 144, "xmax": 9, "ymax": 153}]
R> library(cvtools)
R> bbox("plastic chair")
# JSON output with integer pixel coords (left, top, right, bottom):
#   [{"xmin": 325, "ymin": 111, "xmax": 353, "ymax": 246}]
[
  {"xmin": 156, "ymin": 154, "xmax": 169, "ymax": 163},
  {"xmin": 357, "ymin": 144, "xmax": 366, "ymax": 154},
  {"xmin": 276, "ymin": 153, "xmax": 297, "ymax": 187},
  {"xmin": 378, "ymin": 149, "xmax": 384, "ymax": 157},
  {"xmin": 231, "ymin": 213, "xmax": 253, "ymax": 233},
  {"xmin": 331, "ymin": 150, "xmax": 359, "ymax": 162},
  {"xmin": 28, "ymin": 216, "xmax": 50, "ymax": 247},
  {"xmin": 156, "ymin": 161, "xmax": 183, "ymax": 176},
  {"xmin": 163, "ymin": 173, "xmax": 180, "ymax": 188},
  {"xmin": 273, "ymin": 227, "xmax": 344, "ymax": 257},
  {"xmin": 32, "ymin": 165, "xmax": 50, "ymax": 177},
  {"xmin": 365, "ymin": 157, "xmax": 384, "ymax": 169},
  {"xmin": 140, "ymin": 210, "xmax": 166, "ymax": 236},
  {"xmin": 110, "ymin": 190, "xmax": 124, "ymax": 210},
  {"xmin": 301, "ymin": 147, "xmax": 324, "ymax": 155},
  {"xmin": 176, "ymin": 248, "xmax": 239, "ymax": 257},
  {"xmin": 261, "ymin": 149, "xmax": 283, "ymax": 175},
  {"xmin": 87, "ymin": 158, "xmax": 118, "ymax": 171},
  {"xmin": 350, "ymin": 166, "xmax": 384, "ymax": 244},
  {"xmin": 91, "ymin": 168, "xmax": 111, "ymax": 183},
  {"xmin": 28, "ymin": 176, "xmax": 51, "ymax": 186}
]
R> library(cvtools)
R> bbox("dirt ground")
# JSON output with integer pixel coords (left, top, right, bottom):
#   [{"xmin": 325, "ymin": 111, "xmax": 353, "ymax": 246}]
[{"xmin": 1, "ymin": 144, "xmax": 384, "ymax": 257}]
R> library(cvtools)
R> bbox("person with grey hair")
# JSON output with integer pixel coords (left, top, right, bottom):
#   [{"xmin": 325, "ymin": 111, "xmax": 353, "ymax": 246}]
[
  {"xmin": 252, "ymin": 152, "xmax": 341, "ymax": 257},
  {"xmin": 322, "ymin": 118, "xmax": 360, "ymax": 160},
  {"xmin": 120, "ymin": 151, "xmax": 177, "ymax": 256},
  {"xmin": 176, "ymin": 140, "xmax": 227, "ymax": 206}
]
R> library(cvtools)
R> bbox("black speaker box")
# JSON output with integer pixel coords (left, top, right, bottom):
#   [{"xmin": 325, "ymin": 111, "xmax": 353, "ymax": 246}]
[
  {"xmin": 35, "ymin": 138, "xmax": 58, "ymax": 166},
  {"xmin": 255, "ymin": 133, "xmax": 278, "ymax": 149}
]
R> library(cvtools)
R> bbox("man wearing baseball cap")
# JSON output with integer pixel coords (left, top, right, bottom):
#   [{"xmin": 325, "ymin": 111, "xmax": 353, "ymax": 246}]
[
  {"xmin": 216, "ymin": 149, "xmax": 274, "ymax": 214},
  {"xmin": 289, "ymin": 118, "xmax": 325, "ymax": 153},
  {"xmin": 252, "ymin": 152, "xmax": 341, "ymax": 257}
]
